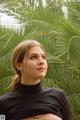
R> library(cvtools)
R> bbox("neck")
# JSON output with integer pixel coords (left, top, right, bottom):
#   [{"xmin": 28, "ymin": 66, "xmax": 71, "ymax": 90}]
[{"xmin": 16, "ymin": 81, "xmax": 42, "ymax": 94}]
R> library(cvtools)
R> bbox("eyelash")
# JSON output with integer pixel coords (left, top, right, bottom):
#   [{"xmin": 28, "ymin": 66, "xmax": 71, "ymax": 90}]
[
  {"xmin": 30, "ymin": 55, "xmax": 47, "ymax": 60},
  {"xmin": 42, "ymin": 55, "xmax": 47, "ymax": 60},
  {"xmin": 30, "ymin": 56, "xmax": 37, "ymax": 59}
]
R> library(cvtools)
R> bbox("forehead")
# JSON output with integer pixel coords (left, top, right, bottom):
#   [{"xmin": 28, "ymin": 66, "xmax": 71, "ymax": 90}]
[{"xmin": 28, "ymin": 46, "xmax": 45, "ymax": 55}]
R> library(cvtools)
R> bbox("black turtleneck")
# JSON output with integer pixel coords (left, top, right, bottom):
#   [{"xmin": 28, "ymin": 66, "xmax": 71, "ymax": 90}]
[
  {"xmin": 0, "ymin": 82, "xmax": 71, "ymax": 120},
  {"xmin": 16, "ymin": 82, "xmax": 42, "ymax": 94}
]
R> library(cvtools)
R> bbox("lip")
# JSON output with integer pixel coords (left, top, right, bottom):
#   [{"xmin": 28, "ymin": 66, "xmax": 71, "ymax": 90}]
[{"xmin": 37, "ymin": 67, "xmax": 45, "ymax": 71}]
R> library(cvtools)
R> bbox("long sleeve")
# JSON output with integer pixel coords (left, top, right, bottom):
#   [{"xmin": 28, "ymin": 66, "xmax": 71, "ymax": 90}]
[
  {"xmin": 0, "ymin": 100, "xmax": 6, "ymax": 114},
  {"xmin": 0, "ymin": 84, "xmax": 72, "ymax": 120},
  {"xmin": 60, "ymin": 90, "xmax": 72, "ymax": 120}
]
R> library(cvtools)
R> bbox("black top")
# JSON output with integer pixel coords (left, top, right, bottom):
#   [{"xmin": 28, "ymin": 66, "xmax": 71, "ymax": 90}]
[{"xmin": 0, "ymin": 82, "xmax": 71, "ymax": 120}]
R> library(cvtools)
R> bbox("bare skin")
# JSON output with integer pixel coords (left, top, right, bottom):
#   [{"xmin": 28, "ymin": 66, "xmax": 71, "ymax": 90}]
[
  {"xmin": 23, "ymin": 113, "xmax": 62, "ymax": 120},
  {"xmin": 17, "ymin": 46, "xmax": 48, "ymax": 85}
]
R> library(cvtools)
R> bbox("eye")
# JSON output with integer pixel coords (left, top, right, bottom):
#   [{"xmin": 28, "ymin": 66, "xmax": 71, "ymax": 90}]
[
  {"xmin": 42, "ymin": 54, "xmax": 47, "ymax": 60},
  {"xmin": 30, "ymin": 55, "xmax": 38, "ymax": 60}
]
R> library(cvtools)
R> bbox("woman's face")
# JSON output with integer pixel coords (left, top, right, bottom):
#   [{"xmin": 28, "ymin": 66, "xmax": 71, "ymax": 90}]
[{"xmin": 18, "ymin": 46, "xmax": 48, "ymax": 82}]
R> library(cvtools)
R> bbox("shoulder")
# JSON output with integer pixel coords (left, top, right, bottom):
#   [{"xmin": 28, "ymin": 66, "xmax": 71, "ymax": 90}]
[
  {"xmin": 0, "ymin": 92, "xmax": 15, "ymax": 102},
  {"xmin": 0, "ymin": 92, "xmax": 16, "ymax": 113},
  {"xmin": 43, "ymin": 87, "xmax": 65, "ymax": 96},
  {"xmin": 0, "ymin": 93, "xmax": 12, "ymax": 114},
  {"xmin": 42, "ymin": 87, "xmax": 68, "ymax": 102},
  {"xmin": 51, "ymin": 87, "xmax": 64, "ymax": 94},
  {"xmin": 47, "ymin": 87, "xmax": 70, "ymax": 107}
]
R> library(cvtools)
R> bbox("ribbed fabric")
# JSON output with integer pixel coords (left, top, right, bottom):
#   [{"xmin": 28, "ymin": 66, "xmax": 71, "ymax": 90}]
[{"xmin": 0, "ymin": 82, "xmax": 71, "ymax": 120}]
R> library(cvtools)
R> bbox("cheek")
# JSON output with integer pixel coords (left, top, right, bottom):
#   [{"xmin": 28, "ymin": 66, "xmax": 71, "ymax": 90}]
[
  {"xmin": 25, "ymin": 61, "xmax": 36, "ymax": 70},
  {"xmin": 45, "ymin": 62, "xmax": 48, "ymax": 70}
]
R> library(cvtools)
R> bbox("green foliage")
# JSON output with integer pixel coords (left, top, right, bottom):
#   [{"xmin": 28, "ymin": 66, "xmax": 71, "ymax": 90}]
[
  {"xmin": 0, "ymin": 0, "xmax": 80, "ymax": 119},
  {"xmin": 0, "ymin": 27, "xmax": 24, "ymax": 94}
]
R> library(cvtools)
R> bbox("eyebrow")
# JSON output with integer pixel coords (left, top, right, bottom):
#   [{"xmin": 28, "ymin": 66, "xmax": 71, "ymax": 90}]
[{"xmin": 29, "ymin": 53, "xmax": 46, "ymax": 56}]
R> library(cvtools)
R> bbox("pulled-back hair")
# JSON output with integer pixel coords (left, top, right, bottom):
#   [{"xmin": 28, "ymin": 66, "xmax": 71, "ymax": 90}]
[{"xmin": 10, "ymin": 39, "xmax": 45, "ymax": 91}]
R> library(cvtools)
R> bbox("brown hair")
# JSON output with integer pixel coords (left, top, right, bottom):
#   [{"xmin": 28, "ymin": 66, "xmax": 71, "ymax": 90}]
[{"xmin": 10, "ymin": 39, "xmax": 46, "ymax": 91}]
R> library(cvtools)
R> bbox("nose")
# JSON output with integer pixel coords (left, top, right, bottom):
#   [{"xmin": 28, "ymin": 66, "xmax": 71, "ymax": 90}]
[{"xmin": 38, "ymin": 57, "xmax": 45, "ymax": 65}]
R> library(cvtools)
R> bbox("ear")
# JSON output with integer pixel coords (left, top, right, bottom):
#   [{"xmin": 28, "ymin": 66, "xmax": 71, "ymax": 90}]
[{"xmin": 16, "ymin": 62, "xmax": 22, "ymax": 71}]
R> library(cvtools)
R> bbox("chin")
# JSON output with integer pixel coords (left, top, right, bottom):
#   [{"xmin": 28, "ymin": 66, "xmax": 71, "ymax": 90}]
[{"xmin": 38, "ymin": 74, "xmax": 46, "ymax": 79}]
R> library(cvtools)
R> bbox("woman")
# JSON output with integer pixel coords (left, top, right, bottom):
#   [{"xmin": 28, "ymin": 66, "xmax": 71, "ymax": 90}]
[{"xmin": 0, "ymin": 39, "xmax": 71, "ymax": 120}]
